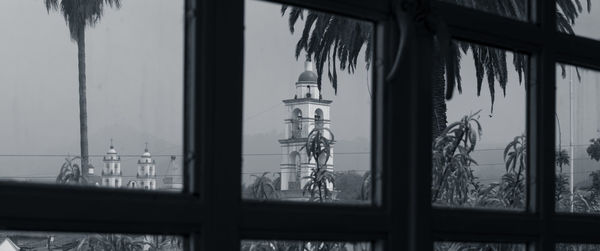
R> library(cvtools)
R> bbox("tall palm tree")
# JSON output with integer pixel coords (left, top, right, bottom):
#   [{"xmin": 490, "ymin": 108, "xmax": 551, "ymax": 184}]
[
  {"xmin": 282, "ymin": 0, "xmax": 589, "ymax": 138},
  {"xmin": 45, "ymin": 0, "xmax": 122, "ymax": 178}
]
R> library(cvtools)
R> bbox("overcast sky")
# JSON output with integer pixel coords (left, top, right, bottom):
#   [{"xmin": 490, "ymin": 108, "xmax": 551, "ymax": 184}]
[
  {"xmin": 2, "ymin": 0, "xmax": 600, "ymax": 186},
  {"xmin": 0, "ymin": 0, "xmax": 184, "ymax": 182}
]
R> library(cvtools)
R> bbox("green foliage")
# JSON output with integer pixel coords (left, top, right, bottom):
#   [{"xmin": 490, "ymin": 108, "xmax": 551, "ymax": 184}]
[
  {"xmin": 360, "ymin": 171, "xmax": 372, "ymax": 201},
  {"xmin": 302, "ymin": 127, "xmax": 335, "ymax": 202},
  {"xmin": 250, "ymin": 172, "xmax": 279, "ymax": 200},
  {"xmin": 555, "ymin": 173, "xmax": 571, "ymax": 211},
  {"xmin": 334, "ymin": 171, "xmax": 363, "ymax": 201},
  {"xmin": 432, "ymin": 110, "xmax": 482, "ymax": 206},
  {"xmin": 45, "ymin": 0, "xmax": 122, "ymax": 41},
  {"xmin": 435, "ymin": 242, "xmax": 525, "ymax": 251},
  {"xmin": 282, "ymin": 0, "xmax": 587, "ymax": 116},
  {"xmin": 77, "ymin": 234, "xmax": 145, "ymax": 251},
  {"xmin": 241, "ymin": 241, "xmax": 366, "ymax": 251},
  {"xmin": 56, "ymin": 156, "xmax": 85, "ymax": 184},
  {"xmin": 587, "ymin": 138, "xmax": 600, "ymax": 161},
  {"xmin": 556, "ymin": 149, "xmax": 571, "ymax": 172}
]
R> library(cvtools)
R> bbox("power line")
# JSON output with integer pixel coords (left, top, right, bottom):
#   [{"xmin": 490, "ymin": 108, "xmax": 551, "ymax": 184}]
[
  {"xmin": 242, "ymin": 152, "xmax": 370, "ymax": 156},
  {"xmin": 0, "ymin": 154, "xmax": 182, "ymax": 157}
]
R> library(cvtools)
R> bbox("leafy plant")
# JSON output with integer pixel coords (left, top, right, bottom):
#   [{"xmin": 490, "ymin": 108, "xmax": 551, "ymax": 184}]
[
  {"xmin": 587, "ymin": 138, "xmax": 600, "ymax": 161},
  {"xmin": 77, "ymin": 234, "xmax": 145, "ymax": 251},
  {"xmin": 360, "ymin": 171, "xmax": 372, "ymax": 201},
  {"xmin": 302, "ymin": 127, "xmax": 335, "ymax": 202},
  {"xmin": 56, "ymin": 156, "xmax": 85, "ymax": 184},
  {"xmin": 432, "ymin": 110, "xmax": 482, "ymax": 206},
  {"xmin": 250, "ymin": 172, "xmax": 278, "ymax": 200}
]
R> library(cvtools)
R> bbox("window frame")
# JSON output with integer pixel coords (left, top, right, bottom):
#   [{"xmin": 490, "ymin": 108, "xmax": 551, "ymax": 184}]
[{"xmin": 2, "ymin": 0, "xmax": 600, "ymax": 250}]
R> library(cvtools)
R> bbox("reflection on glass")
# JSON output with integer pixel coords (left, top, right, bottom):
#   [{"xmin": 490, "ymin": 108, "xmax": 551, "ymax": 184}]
[
  {"xmin": 241, "ymin": 240, "xmax": 371, "ymax": 251},
  {"xmin": 431, "ymin": 41, "xmax": 528, "ymax": 210},
  {"xmin": 0, "ymin": 231, "xmax": 182, "ymax": 251},
  {"xmin": 557, "ymin": 0, "xmax": 598, "ymax": 39},
  {"xmin": 439, "ymin": 0, "xmax": 529, "ymax": 22},
  {"xmin": 0, "ymin": 1, "xmax": 184, "ymax": 191},
  {"xmin": 435, "ymin": 242, "xmax": 526, "ymax": 251},
  {"xmin": 242, "ymin": 0, "xmax": 373, "ymax": 203},
  {"xmin": 557, "ymin": 243, "xmax": 600, "ymax": 250},
  {"xmin": 555, "ymin": 64, "xmax": 600, "ymax": 213}
]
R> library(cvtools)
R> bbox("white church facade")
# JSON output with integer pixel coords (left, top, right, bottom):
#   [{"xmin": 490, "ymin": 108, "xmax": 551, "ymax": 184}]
[
  {"xmin": 85, "ymin": 141, "xmax": 181, "ymax": 191},
  {"xmin": 278, "ymin": 60, "xmax": 335, "ymax": 198}
]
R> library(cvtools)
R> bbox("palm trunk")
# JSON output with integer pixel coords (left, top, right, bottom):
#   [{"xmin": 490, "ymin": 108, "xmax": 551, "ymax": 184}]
[
  {"xmin": 431, "ymin": 49, "xmax": 447, "ymax": 139},
  {"xmin": 77, "ymin": 27, "xmax": 90, "ymax": 178}
]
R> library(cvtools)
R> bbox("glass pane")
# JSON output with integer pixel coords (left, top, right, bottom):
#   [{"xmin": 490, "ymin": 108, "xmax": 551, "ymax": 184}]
[
  {"xmin": 242, "ymin": 240, "xmax": 371, "ymax": 251},
  {"xmin": 439, "ymin": 0, "xmax": 529, "ymax": 22},
  {"xmin": 555, "ymin": 64, "xmax": 600, "ymax": 213},
  {"xmin": 557, "ymin": 243, "xmax": 600, "ymax": 250},
  {"xmin": 0, "ymin": 231, "xmax": 183, "ymax": 251},
  {"xmin": 242, "ymin": 0, "xmax": 373, "ymax": 204},
  {"xmin": 0, "ymin": 0, "xmax": 184, "ymax": 191},
  {"xmin": 432, "ymin": 41, "xmax": 528, "ymax": 210},
  {"xmin": 556, "ymin": 0, "xmax": 599, "ymax": 40},
  {"xmin": 435, "ymin": 242, "xmax": 527, "ymax": 250}
]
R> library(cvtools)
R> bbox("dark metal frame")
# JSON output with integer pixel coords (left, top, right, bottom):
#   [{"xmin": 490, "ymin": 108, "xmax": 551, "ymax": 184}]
[{"xmin": 0, "ymin": 0, "xmax": 597, "ymax": 250}]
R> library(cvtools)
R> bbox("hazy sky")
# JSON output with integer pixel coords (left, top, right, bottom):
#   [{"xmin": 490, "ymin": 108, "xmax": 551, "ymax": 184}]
[
  {"xmin": 242, "ymin": 0, "xmax": 372, "ymax": 181},
  {"xmin": 243, "ymin": 0, "xmax": 372, "ymax": 139},
  {"xmin": 3, "ymin": 0, "xmax": 600, "ymax": 186},
  {"xmin": 0, "ymin": 0, "xmax": 184, "ymax": 181}
]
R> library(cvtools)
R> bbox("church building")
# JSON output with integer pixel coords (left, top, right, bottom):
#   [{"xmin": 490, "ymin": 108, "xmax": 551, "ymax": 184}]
[
  {"xmin": 278, "ymin": 60, "xmax": 335, "ymax": 198},
  {"xmin": 127, "ymin": 144, "xmax": 157, "ymax": 190},
  {"xmin": 101, "ymin": 140, "xmax": 122, "ymax": 188}
]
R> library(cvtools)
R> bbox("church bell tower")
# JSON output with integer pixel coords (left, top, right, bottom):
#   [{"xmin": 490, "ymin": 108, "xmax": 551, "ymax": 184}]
[{"xmin": 279, "ymin": 60, "xmax": 334, "ymax": 193}]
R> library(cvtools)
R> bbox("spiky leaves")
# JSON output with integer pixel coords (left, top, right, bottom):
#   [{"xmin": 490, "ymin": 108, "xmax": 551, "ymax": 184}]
[
  {"xmin": 281, "ymin": 6, "xmax": 372, "ymax": 93},
  {"xmin": 302, "ymin": 127, "xmax": 335, "ymax": 202},
  {"xmin": 56, "ymin": 156, "xmax": 86, "ymax": 184},
  {"xmin": 282, "ymin": 0, "xmax": 585, "ymax": 120},
  {"xmin": 432, "ymin": 110, "xmax": 482, "ymax": 206},
  {"xmin": 45, "ymin": 0, "xmax": 121, "ymax": 42},
  {"xmin": 250, "ymin": 172, "xmax": 279, "ymax": 200}
]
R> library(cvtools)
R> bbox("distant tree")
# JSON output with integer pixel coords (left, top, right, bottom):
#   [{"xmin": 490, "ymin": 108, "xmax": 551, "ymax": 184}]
[
  {"xmin": 44, "ymin": 0, "xmax": 122, "ymax": 176},
  {"xmin": 56, "ymin": 156, "xmax": 85, "ymax": 184},
  {"xmin": 587, "ymin": 137, "xmax": 600, "ymax": 161},
  {"xmin": 360, "ymin": 171, "xmax": 372, "ymax": 202},
  {"xmin": 555, "ymin": 149, "xmax": 571, "ymax": 211},
  {"xmin": 334, "ymin": 171, "xmax": 363, "ymax": 201},
  {"xmin": 250, "ymin": 172, "xmax": 278, "ymax": 200}
]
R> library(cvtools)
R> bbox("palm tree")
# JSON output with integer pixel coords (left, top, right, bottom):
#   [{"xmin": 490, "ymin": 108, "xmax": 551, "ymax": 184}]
[
  {"xmin": 45, "ymin": 0, "xmax": 122, "ymax": 178},
  {"xmin": 282, "ymin": 0, "xmax": 589, "ymax": 138}
]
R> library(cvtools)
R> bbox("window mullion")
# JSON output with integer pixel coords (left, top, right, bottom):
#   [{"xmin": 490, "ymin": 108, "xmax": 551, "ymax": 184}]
[
  {"xmin": 533, "ymin": 0, "xmax": 557, "ymax": 250},
  {"xmin": 200, "ymin": 0, "xmax": 243, "ymax": 251}
]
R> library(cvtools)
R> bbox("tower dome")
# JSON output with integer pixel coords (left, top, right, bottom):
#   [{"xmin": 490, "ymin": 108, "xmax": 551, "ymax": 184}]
[
  {"xmin": 295, "ymin": 60, "xmax": 320, "ymax": 99},
  {"xmin": 297, "ymin": 60, "xmax": 317, "ymax": 83}
]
